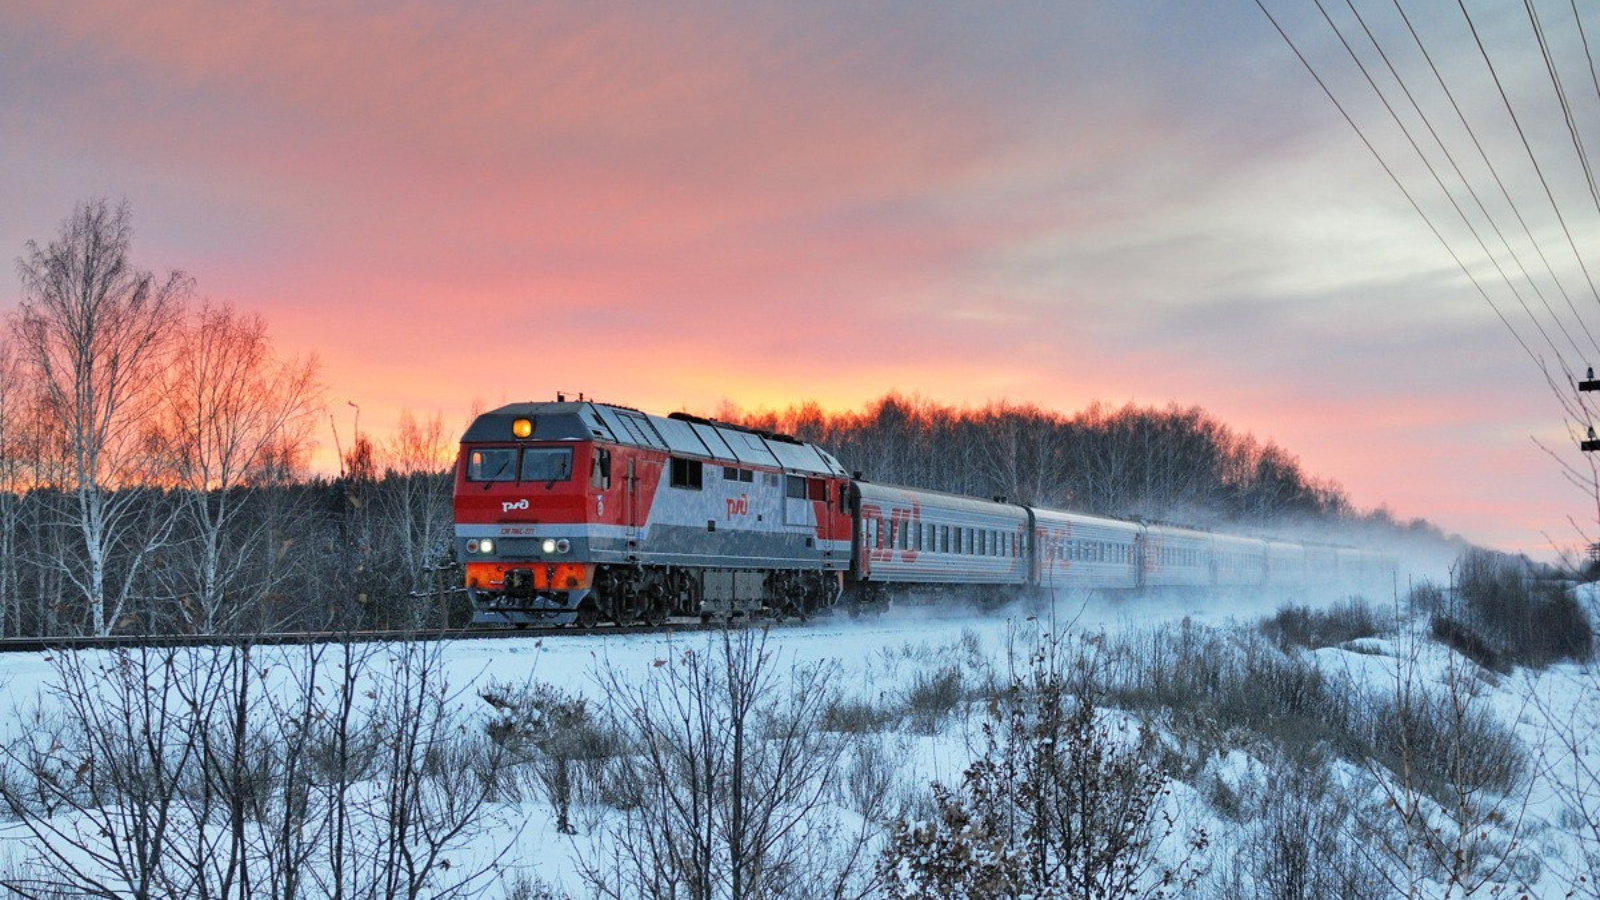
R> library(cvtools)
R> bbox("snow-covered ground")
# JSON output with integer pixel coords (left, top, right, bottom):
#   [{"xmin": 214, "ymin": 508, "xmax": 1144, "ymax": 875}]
[{"xmin": 1, "ymin": 579, "xmax": 1594, "ymax": 899}]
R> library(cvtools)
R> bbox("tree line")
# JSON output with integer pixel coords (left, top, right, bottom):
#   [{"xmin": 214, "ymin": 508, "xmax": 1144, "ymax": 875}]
[{"xmin": 729, "ymin": 395, "xmax": 1448, "ymax": 542}]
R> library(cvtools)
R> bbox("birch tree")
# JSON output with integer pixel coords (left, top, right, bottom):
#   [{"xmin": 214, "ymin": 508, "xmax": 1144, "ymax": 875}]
[
  {"xmin": 13, "ymin": 199, "xmax": 189, "ymax": 635},
  {"xmin": 0, "ymin": 335, "xmax": 22, "ymax": 636},
  {"xmin": 156, "ymin": 301, "xmax": 321, "ymax": 633},
  {"xmin": 377, "ymin": 409, "xmax": 456, "ymax": 617}
]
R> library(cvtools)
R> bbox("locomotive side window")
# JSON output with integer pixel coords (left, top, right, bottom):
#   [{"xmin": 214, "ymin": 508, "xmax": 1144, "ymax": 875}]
[
  {"xmin": 786, "ymin": 475, "xmax": 806, "ymax": 499},
  {"xmin": 520, "ymin": 448, "xmax": 574, "ymax": 482},
  {"xmin": 670, "ymin": 457, "xmax": 703, "ymax": 490},
  {"xmin": 467, "ymin": 448, "xmax": 518, "ymax": 482},
  {"xmin": 591, "ymin": 448, "xmax": 611, "ymax": 489}
]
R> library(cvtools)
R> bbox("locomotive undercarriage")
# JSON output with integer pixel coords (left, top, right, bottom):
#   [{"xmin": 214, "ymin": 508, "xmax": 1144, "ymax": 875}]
[
  {"xmin": 586, "ymin": 565, "xmax": 841, "ymax": 624},
  {"xmin": 474, "ymin": 564, "xmax": 843, "ymax": 627}
]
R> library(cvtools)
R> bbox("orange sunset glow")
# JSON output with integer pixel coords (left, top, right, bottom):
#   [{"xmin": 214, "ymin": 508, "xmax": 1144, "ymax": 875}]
[{"xmin": 3, "ymin": 0, "xmax": 1596, "ymax": 557}]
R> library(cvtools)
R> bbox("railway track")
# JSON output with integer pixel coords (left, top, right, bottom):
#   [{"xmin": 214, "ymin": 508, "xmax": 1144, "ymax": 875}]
[{"xmin": 0, "ymin": 617, "xmax": 768, "ymax": 655}]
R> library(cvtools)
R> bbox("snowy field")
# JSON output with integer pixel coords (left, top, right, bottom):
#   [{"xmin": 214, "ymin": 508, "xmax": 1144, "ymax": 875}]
[{"xmin": 1, "ymin": 578, "xmax": 1596, "ymax": 899}]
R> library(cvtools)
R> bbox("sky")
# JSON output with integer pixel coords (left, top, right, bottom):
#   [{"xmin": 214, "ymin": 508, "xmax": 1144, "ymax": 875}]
[{"xmin": 1, "ymin": 0, "xmax": 1596, "ymax": 558}]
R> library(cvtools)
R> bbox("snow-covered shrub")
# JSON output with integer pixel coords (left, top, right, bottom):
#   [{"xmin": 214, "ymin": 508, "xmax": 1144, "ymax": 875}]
[
  {"xmin": 821, "ymin": 694, "xmax": 896, "ymax": 733},
  {"xmin": 841, "ymin": 731, "xmax": 917, "ymax": 825},
  {"xmin": 1205, "ymin": 753, "xmax": 1386, "ymax": 900},
  {"xmin": 0, "ymin": 639, "xmax": 516, "ymax": 900},
  {"xmin": 1104, "ymin": 621, "xmax": 1355, "ymax": 759},
  {"xmin": 1358, "ymin": 663, "xmax": 1525, "ymax": 803},
  {"xmin": 904, "ymin": 665, "xmax": 964, "ymax": 735},
  {"xmin": 1454, "ymin": 548, "xmax": 1593, "ymax": 667},
  {"xmin": 580, "ymin": 627, "xmax": 883, "ymax": 900},
  {"xmin": 480, "ymin": 679, "xmax": 619, "ymax": 831},
  {"xmin": 1261, "ymin": 597, "xmax": 1389, "ymax": 651},
  {"xmin": 881, "ymin": 636, "xmax": 1206, "ymax": 900}
]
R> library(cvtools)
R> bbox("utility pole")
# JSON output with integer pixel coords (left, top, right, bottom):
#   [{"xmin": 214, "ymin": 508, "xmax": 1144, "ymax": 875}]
[{"xmin": 1581, "ymin": 367, "xmax": 1600, "ymax": 451}]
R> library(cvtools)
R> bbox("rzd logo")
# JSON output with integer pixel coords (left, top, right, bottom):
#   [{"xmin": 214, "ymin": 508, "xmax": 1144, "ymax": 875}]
[
  {"xmin": 501, "ymin": 499, "xmax": 530, "ymax": 513},
  {"xmin": 725, "ymin": 494, "xmax": 750, "ymax": 518}
]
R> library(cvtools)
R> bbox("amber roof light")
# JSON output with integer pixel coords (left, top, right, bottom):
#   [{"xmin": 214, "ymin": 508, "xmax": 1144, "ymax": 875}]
[{"xmin": 512, "ymin": 418, "xmax": 533, "ymax": 439}]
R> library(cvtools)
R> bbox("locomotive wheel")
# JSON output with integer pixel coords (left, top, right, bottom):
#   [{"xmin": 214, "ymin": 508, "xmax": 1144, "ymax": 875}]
[
  {"xmin": 593, "ymin": 568, "xmax": 639, "ymax": 626},
  {"xmin": 642, "ymin": 582, "xmax": 669, "ymax": 626},
  {"xmin": 575, "ymin": 599, "xmax": 600, "ymax": 629},
  {"xmin": 611, "ymin": 595, "xmax": 643, "ymax": 627},
  {"xmin": 769, "ymin": 572, "xmax": 807, "ymax": 622}
]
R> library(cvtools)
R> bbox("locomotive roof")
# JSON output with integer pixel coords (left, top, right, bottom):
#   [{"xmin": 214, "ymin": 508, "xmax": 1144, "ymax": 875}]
[{"xmin": 462, "ymin": 402, "xmax": 849, "ymax": 478}]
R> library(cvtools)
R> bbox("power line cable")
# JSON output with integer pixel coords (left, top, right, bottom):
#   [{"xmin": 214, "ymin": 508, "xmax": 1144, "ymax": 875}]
[
  {"xmin": 1250, "ymin": 0, "xmax": 1543, "ymax": 369},
  {"xmin": 1456, "ymin": 0, "xmax": 1600, "ymax": 337},
  {"xmin": 1341, "ymin": 0, "xmax": 1596, "ymax": 359},
  {"xmin": 1313, "ymin": 0, "xmax": 1576, "ymax": 363},
  {"xmin": 1524, "ymin": 0, "xmax": 1600, "ymax": 218},
  {"xmin": 1570, "ymin": 0, "xmax": 1600, "ymax": 111},
  {"xmin": 1389, "ymin": 0, "xmax": 1600, "ymax": 356}
]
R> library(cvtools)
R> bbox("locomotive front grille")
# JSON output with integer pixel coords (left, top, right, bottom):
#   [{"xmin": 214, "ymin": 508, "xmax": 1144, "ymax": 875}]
[{"xmin": 489, "ymin": 537, "xmax": 555, "ymax": 556}]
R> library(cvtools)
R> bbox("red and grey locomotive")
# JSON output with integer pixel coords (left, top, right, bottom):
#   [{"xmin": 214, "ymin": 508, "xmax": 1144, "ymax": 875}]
[
  {"xmin": 454, "ymin": 400, "xmax": 852, "ymax": 626},
  {"xmin": 454, "ymin": 399, "xmax": 1395, "ymax": 625}
]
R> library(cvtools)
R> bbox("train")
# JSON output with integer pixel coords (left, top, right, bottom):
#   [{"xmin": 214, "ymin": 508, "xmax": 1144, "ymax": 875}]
[{"xmin": 453, "ymin": 399, "xmax": 1396, "ymax": 626}]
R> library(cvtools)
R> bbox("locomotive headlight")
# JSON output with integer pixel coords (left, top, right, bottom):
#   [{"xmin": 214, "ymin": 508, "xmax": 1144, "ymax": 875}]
[
  {"xmin": 542, "ymin": 538, "xmax": 557, "ymax": 554},
  {"xmin": 479, "ymin": 538, "xmax": 496, "ymax": 554},
  {"xmin": 511, "ymin": 418, "xmax": 533, "ymax": 439},
  {"xmin": 556, "ymin": 538, "xmax": 571, "ymax": 554},
  {"xmin": 466, "ymin": 539, "xmax": 480, "ymax": 553}
]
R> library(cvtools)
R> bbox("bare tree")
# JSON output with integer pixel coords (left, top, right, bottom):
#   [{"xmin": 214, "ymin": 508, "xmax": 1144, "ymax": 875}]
[
  {"xmin": 12, "ymin": 199, "xmax": 190, "ymax": 634},
  {"xmin": 155, "ymin": 300, "xmax": 321, "ymax": 632},
  {"xmin": 1353, "ymin": 628, "xmax": 1534, "ymax": 899},
  {"xmin": 373, "ymin": 409, "xmax": 457, "ymax": 627},
  {"xmin": 0, "ymin": 335, "xmax": 22, "ymax": 637},
  {"xmin": 581, "ymin": 627, "xmax": 882, "ymax": 900},
  {"xmin": 1206, "ymin": 751, "xmax": 1386, "ymax": 900},
  {"xmin": 1529, "ymin": 664, "xmax": 1600, "ymax": 899},
  {"xmin": 0, "ymin": 644, "xmax": 204, "ymax": 899},
  {"xmin": 0, "ymin": 637, "xmax": 515, "ymax": 900}
]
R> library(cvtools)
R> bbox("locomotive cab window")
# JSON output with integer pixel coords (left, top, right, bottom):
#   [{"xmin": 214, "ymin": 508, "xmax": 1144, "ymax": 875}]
[
  {"xmin": 520, "ymin": 448, "xmax": 574, "ymax": 482},
  {"xmin": 786, "ymin": 475, "xmax": 807, "ymax": 499},
  {"xmin": 467, "ymin": 448, "xmax": 518, "ymax": 482},
  {"xmin": 590, "ymin": 448, "xmax": 611, "ymax": 489},
  {"xmin": 670, "ymin": 457, "xmax": 703, "ymax": 490}
]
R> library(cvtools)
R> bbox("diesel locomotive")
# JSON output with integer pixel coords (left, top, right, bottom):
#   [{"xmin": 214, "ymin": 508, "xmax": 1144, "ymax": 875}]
[{"xmin": 453, "ymin": 399, "xmax": 1394, "ymax": 626}]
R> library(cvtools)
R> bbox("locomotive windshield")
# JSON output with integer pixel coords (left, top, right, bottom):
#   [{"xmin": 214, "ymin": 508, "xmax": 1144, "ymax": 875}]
[
  {"xmin": 520, "ymin": 448, "xmax": 573, "ymax": 482},
  {"xmin": 468, "ymin": 449, "xmax": 517, "ymax": 482},
  {"xmin": 466, "ymin": 447, "xmax": 574, "ymax": 483}
]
